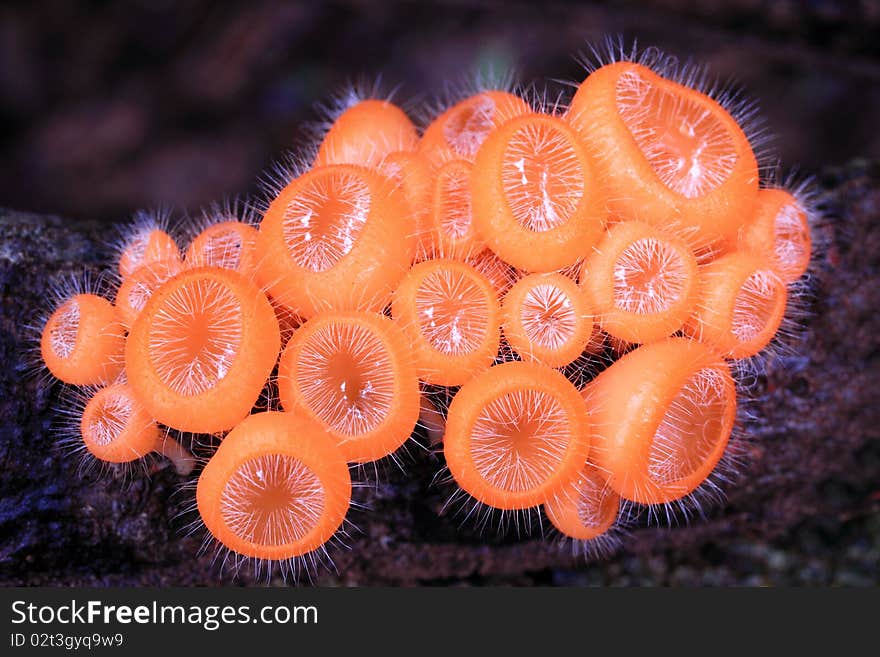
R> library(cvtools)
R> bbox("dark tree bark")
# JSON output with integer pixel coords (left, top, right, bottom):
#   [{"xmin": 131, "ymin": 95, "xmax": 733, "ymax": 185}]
[{"xmin": 1, "ymin": 161, "xmax": 878, "ymax": 585}]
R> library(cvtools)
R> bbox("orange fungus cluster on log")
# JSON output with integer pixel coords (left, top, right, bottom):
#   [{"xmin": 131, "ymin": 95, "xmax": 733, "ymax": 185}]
[{"xmin": 39, "ymin": 45, "xmax": 816, "ymax": 574}]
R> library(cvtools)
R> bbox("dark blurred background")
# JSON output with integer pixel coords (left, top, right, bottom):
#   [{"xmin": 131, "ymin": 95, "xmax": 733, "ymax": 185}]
[{"xmin": 0, "ymin": 0, "xmax": 878, "ymax": 222}]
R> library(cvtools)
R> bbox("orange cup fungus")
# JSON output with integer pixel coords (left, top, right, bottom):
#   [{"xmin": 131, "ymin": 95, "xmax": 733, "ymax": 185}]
[
  {"xmin": 444, "ymin": 360, "xmax": 591, "ymax": 510},
  {"xmin": 125, "ymin": 267, "xmax": 280, "ymax": 433},
  {"xmin": 117, "ymin": 222, "xmax": 181, "ymax": 281},
  {"xmin": 736, "ymin": 188, "xmax": 812, "ymax": 284},
  {"xmin": 544, "ymin": 463, "xmax": 621, "ymax": 543},
  {"xmin": 277, "ymin": 310, "xmax": 419, "ymax": 463},
  {"xmin": 114, "ymin": 259, "xmax": 183, "ymax": 330},
  {"xmin": 583, "ymin": 337, "xmax": 736, "ymax": 505},
  {"xmin": 80, "ymin": 383, "xmax": 194, "ymax": 475},
  {"xmin": 256, "ymin": 164, "xmax": 415, "ymax": 318},
  {"xmin": 38, "ymin": 43, "xmax": 814, "ymax": 575},
  {"xmin": 392, "ymin": 258, "xmax": 501, "ymax": 386},
  {"xmin": 419, "ymin": 90, "xmax": 531, "ymax": 166},
  {"xmin": 685, "ymin": 250, "xmax": 788, "ymax": 359},
  {"xmin": 41, "ymin": 293, "xmax": 125, "ymax": 386},
  {"xmin": 197, "ymin": 411, "xmax": 351, "ymax": 561},
  {"xmin": 580, "ymin": 220, "xmax": 699, "ymax": 345},
  {"xmin": 375, "ymin": 150, "xmax": 434, "ymax": 258},
  {"xmin": 314, "ymin": 98, "xmax": 419, "ymax": 169},
  {"xmin": 429, "ymin": 159, "xmax": 485, "ymax": 260},
  {"xmin": 471, "ymin": 113, "xmax": 606, "ymax": 272},
  {"xmin": 567, "ymin": 61, "xmax": 759, "ymax": 250},
  {"xmin": 185, "ymin": 220, "xmax": 260, "ymax": 277},
  {"xmin": 502, "ymin": 272, "xmax": 595, "ymax": 368}
]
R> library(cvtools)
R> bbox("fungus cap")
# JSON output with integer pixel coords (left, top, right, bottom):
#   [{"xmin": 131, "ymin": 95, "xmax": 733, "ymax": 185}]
[
  {"xmin": 583, "ymin": 337, "xmax": 736, "ymax": 505},
  {"xmin": 41, "ymin": 293, "xmax": 125, "ymax": 386},
  {"xmin": 256, "ymin": 164, "xmax": 416, "ymax": 318},
  {"xmin": 197, "ymin": 411, "xmax": 351, "ymax": 560},
  {"xmin": 278, "ymin": 310, "xmax": 420, "ymax": 463},
  {"xmin": 444, "ymin": 360, "xmax": 591, "ymax": 510},
  {"xmin": 125, "ymin": 267, "xmax": 280, "ymax": 433},
  {"xmin": 566, "ymin": 61, "xmax": 759, "ymax": 249}
]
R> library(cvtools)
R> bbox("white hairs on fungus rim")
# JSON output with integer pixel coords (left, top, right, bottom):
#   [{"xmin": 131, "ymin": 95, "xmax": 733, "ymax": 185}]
[
  {"xmin": 87, "ymin": 391, "xmax": 132, "ymax": 447},
  {"xmin": 731, "ymin": 269, "xmax": 783, "ymax": 343},
  {"xmin": 501, "ymin": 122, "xmax": 584, "ymax": 233},
  {"xmin": 294, "ymin": 321, "xmax": 395, "ymax": 437},
  {"xmin": 201, "ymin": 227, "xmax": 245, "ymax": 270},
  {"xmin": 437, "ymin": 165, "xmax": 473, "ymax": 240},
  {"xmin": 470, "ymin": 388, "xmax": 570, "ymax": 492},
  {"xmin": 126, "ymin": 231, "xmax": 152, "ymax": 267},
  {"xmin": 148, "ymin": 279, "xmax": 243, "ymax": 396},
  {"xmin": 518, "ymin": 282, "xmax": 577, "ymax": 350},
  {"xmin": 470, "ymin": 250, "xmax": 517, "ymax": 291},
  {"xmin": 612, "ymin": 237, "xmax": 687, "ymax": 314},
  {"xmin": 773, "ymin": 203, "xmax": 809, "ymax": 270},
  {"xmin": 575, "ymin": 471, "xmax": 617, "ymax": 529},
  {"xmin": 648, "ymin": 366, "xmax": 731, "ymax": 486},
  {"xmin": 615, "ymin": 70, "xmax": 738, "ymax": 199},
  {"xmin": 443, "ymin": 93, "xmax": 496, "ymax": 158},
  {"xmin": 281, "ymin": 171, "xmax": 371, "ymax": 272},
  {"xmin": 125, "ymin": 279, "xmax": 153, "ymax": 316},
  {"xmin": 415, "ymin": 268, "xmax": 490, "ymax": 355},
  {"xmin": 220, "ymin": 454, "xmax": 325, "ymax": 546},
  {"xmin": 50, "ymin": 299, "xmax": 80, "ymax": 359},
  {"xmin": 125, "ymin": 264, "xmax": 178, "ymax": 316}
]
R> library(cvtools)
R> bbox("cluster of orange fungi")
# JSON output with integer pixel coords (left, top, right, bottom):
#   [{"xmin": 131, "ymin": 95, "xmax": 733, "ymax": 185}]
[{"xmin": 40, "ymin": 47, "xmax": 813, "ymax": 573}]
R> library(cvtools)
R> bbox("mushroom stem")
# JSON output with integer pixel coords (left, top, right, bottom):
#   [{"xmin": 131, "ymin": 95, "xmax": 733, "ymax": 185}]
[
  {"xmin": 157, "ymin": 434, "xmax": 196, "ymax": 476},
  {"xmin": 419, "ymin": 393, "xmax": 446, "ymax": 446}
]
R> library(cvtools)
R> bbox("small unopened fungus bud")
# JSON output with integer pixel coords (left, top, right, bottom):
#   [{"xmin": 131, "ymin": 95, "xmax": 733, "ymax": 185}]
[{"xmin": 314, "ymin": 99, "xmax": 419, "ymax": 169}]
